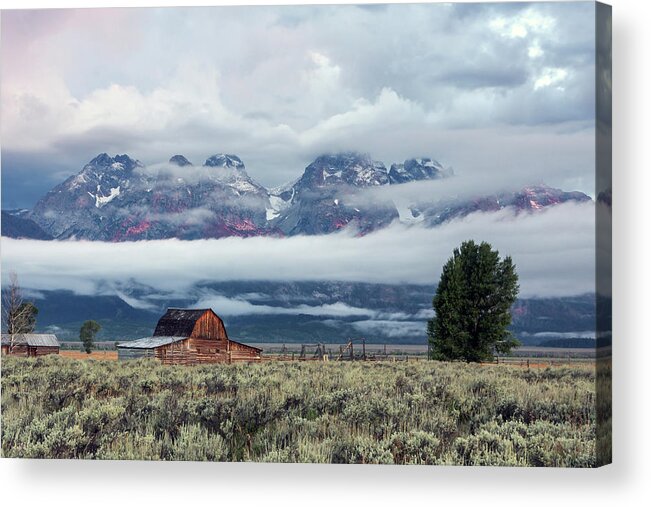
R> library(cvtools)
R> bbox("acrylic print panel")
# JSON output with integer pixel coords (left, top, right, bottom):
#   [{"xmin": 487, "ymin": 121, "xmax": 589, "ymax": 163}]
[{"xmin": 0, "ymin": 2, "xmax": 611, "ymax": 466}]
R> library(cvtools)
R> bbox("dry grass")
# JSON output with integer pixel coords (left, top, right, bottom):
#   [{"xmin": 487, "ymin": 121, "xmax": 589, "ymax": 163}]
[
  {"xmin": 59, "ymin": 350, "xmax": 118, "ymax": 361},
  {"xmin": 1, "ymin": 355, "xmax": 606, "ymax": 466}
]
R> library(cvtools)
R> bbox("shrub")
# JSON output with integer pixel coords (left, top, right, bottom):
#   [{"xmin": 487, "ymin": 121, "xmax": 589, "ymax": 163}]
[{"xmin": 0, "ymin": 356, "xmax": 600, "ymax": 466}]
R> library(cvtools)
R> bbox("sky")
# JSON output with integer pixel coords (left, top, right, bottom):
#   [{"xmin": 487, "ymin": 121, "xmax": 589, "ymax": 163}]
[
  {"xmin": 1, "ymin": 2, "xmax": 597, "ymax": 209},
  {"xmin": 0, "ymin": 2, "xmax": 603, "ymax": 306}
]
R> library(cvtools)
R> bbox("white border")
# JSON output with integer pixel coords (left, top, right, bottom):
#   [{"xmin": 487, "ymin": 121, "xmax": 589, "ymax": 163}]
[{"xmin": 1, "ymin": 0, "xmax": 649, "ymax": 505}]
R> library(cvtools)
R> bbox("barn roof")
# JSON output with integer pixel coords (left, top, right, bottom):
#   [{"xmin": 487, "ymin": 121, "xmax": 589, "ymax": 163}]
[
  {"xmin": 116, "ymin": 336, "xmax": 188, "ymax": 349},
  {"xmin": 153, "ymin": 308, "xmax": 219, "ymax": 337},
  {"xmin": 1, "ymin": 333, "xmax": 60, "ymax": 347}
]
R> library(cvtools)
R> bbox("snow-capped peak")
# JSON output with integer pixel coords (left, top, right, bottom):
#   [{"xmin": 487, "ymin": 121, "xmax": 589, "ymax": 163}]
[
  {"xmin": 388, "ymin": 157, "xmax": 450, "ymax": 184},
  {"xmin": 83, "ymin": 154, "xmax": 141, "ymax": 176},
  {"xmin": 204, "ymin": 154, "xmax": 245, "ymax": 169},
  {"xmin": 299, "ymin": 152, "xmax": 389, "ymax": 189}
]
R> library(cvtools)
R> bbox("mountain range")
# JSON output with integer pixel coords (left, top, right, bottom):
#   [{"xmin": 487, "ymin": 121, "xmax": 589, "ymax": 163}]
[
  {"xmin": 28, "ymin": 282, "xmax": 597, "ymax": 346},
  {"xmin": 2, "ymin": 152, "xmax": 591, "ymax": 241}
]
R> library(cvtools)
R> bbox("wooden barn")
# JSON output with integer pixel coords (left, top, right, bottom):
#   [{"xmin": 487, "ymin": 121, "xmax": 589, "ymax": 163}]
[
  {"xmin": 117, "ymin": 308, "xmax": 262, "ymax": 365},
  {"xmin": 1, "ymin": 333, "xmax": 60, "ymax": 357}
]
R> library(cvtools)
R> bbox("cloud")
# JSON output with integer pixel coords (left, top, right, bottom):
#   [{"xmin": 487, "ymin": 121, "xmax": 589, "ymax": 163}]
[
  {"xmin": 1, "ymin": 201, "xmax": 596, "ymax": 299},
  {"xmin": 191, "ymin": 292, "xmax": 415, "ymax": 319},
  {"xmin": 190, "ymin": 293, "xmax": 377, "ymax": 318},
  {"xmin": 1, "ymin": 3, "xmax": 597, "ymax": 207},
  {"xmin": 489, "ymin": 9, "xmax": 556, "ymax": 39},
  {"xmin": 351, "ymin": 320, "xmax": 426, "ymax": 339},
  {"xmin": 114, "ymin": 290, "xmax": 158, "ymax": 311},
  {"xmin": 520, "ymin": 331, "xmax": 596, "ymax": 340},
  {"xmin": 534, "ymin": 68, "xmax": 569, "ymax": 91}
]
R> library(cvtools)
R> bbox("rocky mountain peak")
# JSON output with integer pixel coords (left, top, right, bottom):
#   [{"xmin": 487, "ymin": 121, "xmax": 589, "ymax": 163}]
[
  {"xmin": 169, "ymin": 155, "xmax": 192, "ymax": 167},
  {"xmin": 299, "ymin": 152, "xmax": 389, "ymax": 190},
  {"xmin": 86, "ymin": 153, "xmax": 140, "ymax": 172},
  {"xmin": 388, "ymin": 157, "xmax": 450, "ymax": 184},
  {"xmin": 204, "ymin": 154, "xmax": 245, "ymax": 169}
]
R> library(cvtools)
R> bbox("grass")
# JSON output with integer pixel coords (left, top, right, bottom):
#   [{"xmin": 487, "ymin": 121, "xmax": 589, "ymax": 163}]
[
  {"xmin": 59, "ymin": 350, "xmax": 118, "ymax": 361},
  {"xmin": 1, "ymin": 355, "xmax": 604, "ymax": 466}
]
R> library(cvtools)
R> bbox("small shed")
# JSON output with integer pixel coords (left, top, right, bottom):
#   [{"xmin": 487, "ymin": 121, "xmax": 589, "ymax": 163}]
[
  {"xmin": 1, "ymin": 333, "xmax": 60, "ymax": 357},
  {"xmin": 117, "ymin": 308, "xmax": 262, "ymax": 364}
]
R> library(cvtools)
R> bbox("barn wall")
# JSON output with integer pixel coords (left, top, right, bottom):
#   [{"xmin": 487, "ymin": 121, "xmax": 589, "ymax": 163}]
[
  {"xmin": 2, "ymin": 345, "xmax": 59, "ymax": 356},
  {"xmin": 230, "ymin": 341, "xmax": 262, "ymax": 362},
  {"xmin": 3, "ymin": 345, "xmax": 29, "ymax": 357},
  {"xmin": 191, "ymin": 312, "xmax": 228, "ymax": 341},
  {"xmin": 188, "ymin": 338, "xmax": 229, "ymax": 364},
  {"xmin": 153, "ymin": 338, "xmax": 260, "ymax": 365},
  {"xmin": 30, "ymin": 346, "xmax": 59, "ymax": 357},
  {"xmin": 156, "ymin": 340, "xmax": 197, "ymax": 365}
]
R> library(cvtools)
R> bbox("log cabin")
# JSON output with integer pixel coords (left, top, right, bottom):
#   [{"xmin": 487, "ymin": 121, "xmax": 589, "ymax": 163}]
[
  {"xmin": 1, "ymin": 333, "xmax": 60, "ymax": 356},
  {"xmin": 117, "ymin": 308, "xmax": 262, "ymax": 365}
]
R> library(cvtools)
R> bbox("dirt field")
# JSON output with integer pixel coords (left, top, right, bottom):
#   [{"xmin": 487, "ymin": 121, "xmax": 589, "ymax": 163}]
[{"xmin": 59, "ymin": 350, "xmax": 118, "ymax": 361}]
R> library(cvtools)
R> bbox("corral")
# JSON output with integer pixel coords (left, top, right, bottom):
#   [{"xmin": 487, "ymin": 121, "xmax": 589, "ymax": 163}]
[{"xmin": 117, "ymin": 308, "xmax": 262, "ymax": 365}]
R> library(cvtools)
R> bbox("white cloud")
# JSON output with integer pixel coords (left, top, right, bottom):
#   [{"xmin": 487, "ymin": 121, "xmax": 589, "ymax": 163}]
[
  {"xmin": 534, "ymin": 68, "xmax": 569, "ymax": 91},
  {"xmin": 1, "ymin": 201, "xmax": 596, "ymax": 299},
  {"xmin": 191, "ymin": 293, "xmax": 377, "ymax": 318},
  {"xmin": 2, "ymin": 3, "xmax": 597, "ymax": 198},
  {"xmin": 301, "ymin": 88, "xmax": 425, "ymax": 147},
  {"xmin": 351, "ymin": 320, "xmax": 426, "ymax": 339},
  {"xmin": 528, "ymin": 42, "xmax": 544, "ymax": 59},
  {"xmin": 490, "ymin": 9, "xmax": 556, "ymax": 39},
  {"xmin": 114, "ymin": 290, "xmax": 158, "ymax": 311}
]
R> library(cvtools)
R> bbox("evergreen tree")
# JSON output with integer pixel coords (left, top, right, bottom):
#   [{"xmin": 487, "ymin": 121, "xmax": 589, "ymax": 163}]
[
  {"xmin": 80, "ymin": 320, "xmax": 101, "ymax": 354},
  {"xmin": 428, "ymin": 240, "xmax": 520, "ymax": 362}
]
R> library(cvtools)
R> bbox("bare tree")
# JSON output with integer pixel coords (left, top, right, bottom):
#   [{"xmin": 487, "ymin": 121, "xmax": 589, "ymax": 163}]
[{"xmin": 2, "ymin": 272, "xmax": 37, "ymax": 352}]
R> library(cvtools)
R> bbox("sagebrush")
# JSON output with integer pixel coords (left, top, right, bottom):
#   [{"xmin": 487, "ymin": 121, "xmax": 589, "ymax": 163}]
[{"xmin": 1, "ymin": 356, "xmax": 600, "ymax": 466}]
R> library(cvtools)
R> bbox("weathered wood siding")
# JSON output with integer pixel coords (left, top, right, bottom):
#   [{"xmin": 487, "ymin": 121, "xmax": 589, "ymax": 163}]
[
  {"xmin": 190, "ymin": 312, "xmax": 229, "ymax": 340},
  {"xmin": 230, "ymin": 340, "xmax": 262, "ymax": 362},
  {"xmin": 156, "ymin": 339, "xmax": 197, "ymax": 365},
  {"xmin": 1, "ymin": 345, "xmax": 59, "ymax": 357},
  {"xmin": 153, "ymin": 337, "xmax": 261, "ymax": 365},
  {"xmin": 29, "ymin": 346, "xmax": 60, "ymax": 357}
]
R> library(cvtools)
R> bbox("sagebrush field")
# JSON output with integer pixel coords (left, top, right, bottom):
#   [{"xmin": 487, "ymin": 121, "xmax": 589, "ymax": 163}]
[{"xmin": 1, "ymin": 356, "xmax": 602, "ymax": 466}]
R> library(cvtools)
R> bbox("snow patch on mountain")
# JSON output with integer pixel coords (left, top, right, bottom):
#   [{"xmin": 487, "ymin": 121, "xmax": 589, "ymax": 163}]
[
  {"xmin": 91, "ymin": 186, "xmax": 121, "ymax": 208},
  {"xmin": 394, "ymin": 201, "xmax": 424, "ymax": 224}
]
